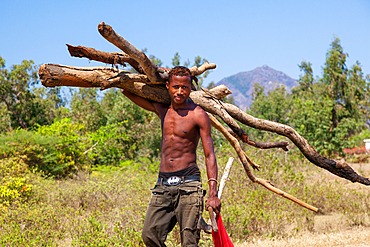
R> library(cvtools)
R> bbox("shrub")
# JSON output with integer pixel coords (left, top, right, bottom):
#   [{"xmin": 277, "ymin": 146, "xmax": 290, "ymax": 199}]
[
  {"xmin": 0, "ymin": 156, "xmax": 33, "ymax": 208},
  {"xmin": 34, "ymin": 118, "xmax": 92, "ymax": 176},
  {"xmin": 88, "ymin": 122, "xmax": 129, "ymax": 166},
  {"xmin": 0, "ymin": 118, "xmax": 92, "ymax": 177}
]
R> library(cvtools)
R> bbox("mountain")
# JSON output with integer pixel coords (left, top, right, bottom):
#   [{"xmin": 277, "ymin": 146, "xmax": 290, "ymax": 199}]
[{"xmin": 215, "ymin": 65, "xmax": 298, "ymax": 111}]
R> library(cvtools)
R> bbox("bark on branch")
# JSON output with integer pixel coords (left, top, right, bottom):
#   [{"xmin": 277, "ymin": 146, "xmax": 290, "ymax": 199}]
[
  {"xmin": 67, "ymin": 44, "xmax": 145, "ymax": 74},
  {"xmin": 190, "ymin": 62, "xmax": 217, "ymax": 76},
  {"xmin": 39, "ymin": 64, "xmax": 169, "ymax": 104},
  {"xmin": 224, "ymin": 125, "xmax": 289, "ymax": 151},
  {"xmin": 98, "ymin": 22, "xmax": 162, "ymax": 84}
]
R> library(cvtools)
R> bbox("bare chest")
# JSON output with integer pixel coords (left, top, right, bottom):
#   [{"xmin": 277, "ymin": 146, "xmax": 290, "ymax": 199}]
[{"xmin": 161, "ymin": 109, "xmax": 199, "ymax": 138}]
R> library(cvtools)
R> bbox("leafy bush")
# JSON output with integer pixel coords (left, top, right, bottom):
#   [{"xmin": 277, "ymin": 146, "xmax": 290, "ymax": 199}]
[
  {"xmin": 35, "ymin": 118, "xmax": 92, "ymax": 176},
  {"xmin": 0, "ymin": 118, "xmax": 92, "ymax": 177},
  {"xmin": 0, "ymin": 129, "xmax": 63, "ymax": 175},
  {"xmin": 88, "ymin": 122, "xmax": 130, "ymax": 166},
  {"xmin": 0, "ymin": 156, "xmax": 33, "ymax": 208}
]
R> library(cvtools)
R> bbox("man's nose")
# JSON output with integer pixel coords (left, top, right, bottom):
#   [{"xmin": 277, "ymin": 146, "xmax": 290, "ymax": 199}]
[{"xmin": 177, "ymin": 88, "xmax": 184, "ymax": 94}]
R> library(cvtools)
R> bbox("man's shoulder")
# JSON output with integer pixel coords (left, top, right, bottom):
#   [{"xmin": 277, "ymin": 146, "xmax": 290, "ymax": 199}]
[
  {"xmin": 192, "ymin": 105, "xmax": 209, "ymax": 123},
  {"xmin": 153, "ymin": 102, "xmax": 170, "ymax": 114},
  {"xmin": 154, "ymin": 102, "xmax": 170, "ymax": 109},
  {"xmin": 193, "ymin": 104, "xmax": 206, "ymax": 114}
]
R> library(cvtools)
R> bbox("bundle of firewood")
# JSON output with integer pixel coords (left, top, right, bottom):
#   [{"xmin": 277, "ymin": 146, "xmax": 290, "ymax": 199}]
[{"xmin": 39, "ymin": 22, "xmax": 370, "ymax": 212}]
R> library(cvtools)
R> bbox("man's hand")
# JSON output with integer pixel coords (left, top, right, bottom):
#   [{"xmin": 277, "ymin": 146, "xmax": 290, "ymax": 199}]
[{"xmin": 205, "ymin": 196, "xmax": 221, "ymax": 215}]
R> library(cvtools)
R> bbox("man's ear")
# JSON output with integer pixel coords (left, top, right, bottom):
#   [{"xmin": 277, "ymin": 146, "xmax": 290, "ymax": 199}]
[{"xmin": 166, "ymin": 80, "xmax": 170, "ymax": 90}]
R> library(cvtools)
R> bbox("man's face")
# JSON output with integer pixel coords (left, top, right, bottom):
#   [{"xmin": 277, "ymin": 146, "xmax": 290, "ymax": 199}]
[{"xmin": 166, "ymin": 75, "xmax": 192, "ymax": 105}]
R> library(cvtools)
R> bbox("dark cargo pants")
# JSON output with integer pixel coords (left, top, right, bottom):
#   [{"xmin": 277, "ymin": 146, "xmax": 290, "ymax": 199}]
[{"xmin": 141, "ymin": 181, "xmax": 204, "ymax": 247}]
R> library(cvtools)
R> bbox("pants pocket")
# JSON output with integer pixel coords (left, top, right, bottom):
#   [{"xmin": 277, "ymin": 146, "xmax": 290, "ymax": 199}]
[
  {"xmin": 149, "ymin": 186, "xmax": 165, "ymax": 206},
  {"xmin": 179, "ymin": 185, "xmax": 201, "ymax": 205}
]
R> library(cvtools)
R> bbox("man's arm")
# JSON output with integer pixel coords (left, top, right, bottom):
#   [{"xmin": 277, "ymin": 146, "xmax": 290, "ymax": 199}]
[
  {"xmin": 121, "ymin": 89, "xmax": 163, "ymax": 117},
  {"xmin": 197, "ymin": 108, "xmax": 221, "ymax": 214}
]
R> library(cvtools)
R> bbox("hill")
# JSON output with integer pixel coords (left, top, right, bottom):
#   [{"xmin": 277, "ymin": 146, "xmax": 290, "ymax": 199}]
[{"xmin": 215, "ymin": 65, "xmax": 298, "ymax": 111}]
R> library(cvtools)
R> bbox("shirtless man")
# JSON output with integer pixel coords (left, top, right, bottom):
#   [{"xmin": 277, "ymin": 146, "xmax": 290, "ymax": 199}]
[{"xmin": 121, "ymin": 66, "xmax": 221, "ymax": 246}]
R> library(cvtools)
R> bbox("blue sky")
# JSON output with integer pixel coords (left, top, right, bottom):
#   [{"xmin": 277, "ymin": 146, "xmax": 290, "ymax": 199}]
[{"xmin": 1, "ymin": 0, "xmax": 369, "ymax": 87}]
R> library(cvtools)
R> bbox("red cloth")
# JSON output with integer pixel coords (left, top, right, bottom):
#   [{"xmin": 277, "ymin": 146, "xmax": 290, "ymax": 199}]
[{"xmin": 212, "ymin": 214, "xmax": 234, "ymax": 247}]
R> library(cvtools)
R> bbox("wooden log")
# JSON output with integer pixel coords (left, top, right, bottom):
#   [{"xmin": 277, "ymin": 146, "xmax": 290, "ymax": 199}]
[
  {"xmin": 224, "ymin": 125, "xmax": 289, "ymax": 151},
  {"xmin": 190, "ymin": 62, "xmax": 217, "ymax": 76},
  {"xmin": 67, "ymin": 44, "xmax": 216, "ymax": 81},
  {"xmin": 39, "ymin": 64, "xmax": 149, "ymax": 86},
  {"xmin": 67, "ymin": 44, "xmax": 145, "ymax": 74},
  {"xmin": 98, "ymin": 22, "xmax": 162, "ymax": 84},
  {"xmin": 39, "ymin": 64, "xmax": 170, "ymax": 104}
]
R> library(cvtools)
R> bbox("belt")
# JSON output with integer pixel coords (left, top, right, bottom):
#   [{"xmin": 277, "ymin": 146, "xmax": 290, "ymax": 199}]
[{"xmin": 157, "ymin": 175, "xmax": 201, "ymax": 186}]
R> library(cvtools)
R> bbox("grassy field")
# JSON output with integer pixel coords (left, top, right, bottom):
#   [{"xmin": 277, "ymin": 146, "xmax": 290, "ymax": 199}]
[{"xmin": 1, "ymin": 146, "xmax": 369, "ymax": 246}]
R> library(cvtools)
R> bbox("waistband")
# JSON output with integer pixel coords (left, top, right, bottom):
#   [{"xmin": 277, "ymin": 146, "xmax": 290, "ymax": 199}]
[{"xmin": 156, "ymin": 175, "xmax": 201, "ymax": 186}]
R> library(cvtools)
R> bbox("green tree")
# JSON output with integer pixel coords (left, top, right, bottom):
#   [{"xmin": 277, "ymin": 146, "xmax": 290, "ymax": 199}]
[
  {"xmin": 70, "ymin": 88, "xmax": 107, "ymax": 131},
  {"xmin": 101, "ymin": 88, "xmax": 161, "ymax": 160},
  {"xmin": 289, "ymin": 37, "xmax": 369, "ymax": 156},
  {"xmin": 248, "ymin": 83, "xmax": 291, "ymax": 125},
  {"xmin": 320, "ymin": 37, "xmax": 369, "ymax": 131},
  {"xmin": 0, "ymin": 57, "xmax": 64, "ymax": 131},
  {"xmin": 171, "ymin": 52, "xmax": 181, "ymax": 67}
]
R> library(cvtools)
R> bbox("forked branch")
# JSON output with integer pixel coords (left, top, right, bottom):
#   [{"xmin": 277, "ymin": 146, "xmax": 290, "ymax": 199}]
[
  {"xmin": 208, "ymin": 113, "xmax": 319, "ymax": 212},
  {"xmin": 224, "ymin": 125, "xmax": 289, "ymax": 151},
  {"xmin": 98, "ymin": 22, "xmax": 162, "ymax": 84},
  {"xmin": 223, "ymin": 102, "xmax": 370, "ymax": 185}
]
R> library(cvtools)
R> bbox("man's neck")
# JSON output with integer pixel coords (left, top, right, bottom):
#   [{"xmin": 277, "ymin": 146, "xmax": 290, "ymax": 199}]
[{"xmin": 169, "ymin": 99, "xmax": 191, "ymax": 110}]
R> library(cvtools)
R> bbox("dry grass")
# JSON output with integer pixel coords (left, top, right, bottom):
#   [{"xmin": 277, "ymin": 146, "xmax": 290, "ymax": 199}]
[
  {"xmin": 1, "ymin": 147, "xmax": 369, "ymax": 246},
  {"xmin": 234, "ymin": 162, "xmax": 370, "ymax": 247},
  {"xmin": 235, "ymin": 226, "xmax": 370, "ymax": 247}
]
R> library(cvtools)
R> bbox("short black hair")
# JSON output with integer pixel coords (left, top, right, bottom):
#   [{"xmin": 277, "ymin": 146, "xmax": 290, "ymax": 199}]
[
  {"xmin": 168, "ymin": 66, "xmax": 192, "ymax": 79},
  {"xmin": 168, "ymin": 66, "xmax": 198, "ymax": 87}
]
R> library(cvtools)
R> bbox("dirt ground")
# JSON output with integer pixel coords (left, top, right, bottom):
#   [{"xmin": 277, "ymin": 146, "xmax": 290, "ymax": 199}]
[
  {"xmin": 236, "ymin": 226, "xmax": 370, "ymax": 247},
  {"xmin": 236, "ymin": 163, "xmax": 370, "ymax": 247}
]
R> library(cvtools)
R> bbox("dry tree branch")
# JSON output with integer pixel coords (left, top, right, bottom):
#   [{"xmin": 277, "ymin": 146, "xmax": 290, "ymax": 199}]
[
  {"xmin": 39, "ymin": 64, "xmax": 170, "ymax": 104},
  {"xmin": 39, "ymin": 64, "xmax": 149, "ymax": 87},
  {"xmin": 190, "ymin": 90, "xmax": 249, "ymax": 141},
  {"xmin": 67, "ymin": 43, "xmax": 216, "ymax": 83},
  {"xmin": 222, "ymin": 103, "xmax": 370, "ymax": 185},
  {"xmin": 204, "ymin": 86, "xmax": 289, "ymax": 151},
  {"xmin": 208, "ymin": 113, "xmax": 319, "ymax": 212},
  {"xmin": 190, "ymin": 62, "xmax": 217, "ymax": 76},
  {"xmin": 224, "ymin": 125, "xmax": 289, "ymax": 151},
  {"xmin": 98, "ymin": 22, "xmax": 163, "ymax": 84},
  {"xmin": 67, "ymin": 44, "xmax": 145, "ymax": 74}
]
